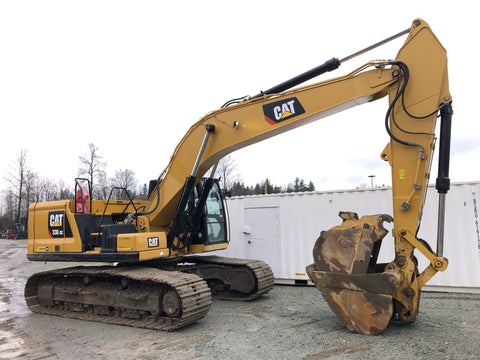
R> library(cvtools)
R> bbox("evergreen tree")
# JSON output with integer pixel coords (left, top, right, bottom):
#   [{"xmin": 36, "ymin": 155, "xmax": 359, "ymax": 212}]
[{"xmin": 307, "ymin": 181, "xmax": 315, "ymax": 192}]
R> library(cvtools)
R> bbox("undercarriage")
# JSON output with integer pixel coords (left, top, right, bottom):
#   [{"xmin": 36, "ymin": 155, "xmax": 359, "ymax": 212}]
[{"xmin": 25, "ymin": 256, "xmax": 274, "ymax": 331}]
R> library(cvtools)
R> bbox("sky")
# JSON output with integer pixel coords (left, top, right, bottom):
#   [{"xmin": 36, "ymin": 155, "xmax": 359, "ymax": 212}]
[{"xmin": 1, "ymin": 0, "xmax": 479, "ymax": 194}]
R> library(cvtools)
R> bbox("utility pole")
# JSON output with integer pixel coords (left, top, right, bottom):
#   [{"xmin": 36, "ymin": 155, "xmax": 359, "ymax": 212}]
[{"xmin": 368, "ymin": 175, "xmax": 376, "ymax": 188}]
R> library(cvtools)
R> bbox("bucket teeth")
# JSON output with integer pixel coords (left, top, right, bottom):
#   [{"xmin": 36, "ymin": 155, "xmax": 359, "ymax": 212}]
[{"xmin": 308, "ymin": 212, "xmax": 399, "ymax": 335}]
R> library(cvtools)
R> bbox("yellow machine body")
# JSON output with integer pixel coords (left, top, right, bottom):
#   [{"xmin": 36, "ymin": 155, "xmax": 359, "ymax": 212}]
[{"xmin": 27, "ymin": 198, "xmax": 227, "ymax": 261}]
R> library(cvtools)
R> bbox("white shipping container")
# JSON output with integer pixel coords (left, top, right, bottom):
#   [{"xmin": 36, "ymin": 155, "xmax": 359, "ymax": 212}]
[{"xmin": 217, "ymin": 182, "xmax": 480, "ymax": 293}]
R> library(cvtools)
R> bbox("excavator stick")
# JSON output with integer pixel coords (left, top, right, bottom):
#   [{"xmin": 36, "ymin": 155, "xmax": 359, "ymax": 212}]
[{"xmin": 306, "ymin": 212, "xmax": 402, "ymax": 335}]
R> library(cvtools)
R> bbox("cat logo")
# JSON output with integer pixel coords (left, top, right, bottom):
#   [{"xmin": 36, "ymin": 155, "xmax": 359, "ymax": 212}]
[
  {"xmin": 263, "ymin": 97, "xmax": 305, "ymax": 124},
  {"xmin": 48, "ymin": 211, "xmax": 65, "ymax": 238},
  {"xmin": 47, "ymin": 211, "xmax": 72, "ymax": 239},
  {"xmin": 50, "ymin": 212, "xmax": 64, "ymax": 227},
  {"xmin": 148, "ymin": 237, "xmax": 159, "ymax": 248}
]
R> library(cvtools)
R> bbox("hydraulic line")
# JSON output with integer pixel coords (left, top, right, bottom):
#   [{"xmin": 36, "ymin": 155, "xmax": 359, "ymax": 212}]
[
  {"xmin": 384, "ymin": 60, "xmax": 447, "ymax": 150},
  {"xmin": 384, "ymin": 61, "xmax": 424, "ymax": 150}
]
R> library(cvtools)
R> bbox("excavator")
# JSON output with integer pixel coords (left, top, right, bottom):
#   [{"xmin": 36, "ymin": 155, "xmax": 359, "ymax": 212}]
[{"xmin": 25, "ymin": 19, "xmax": 451, "ymax": 335}]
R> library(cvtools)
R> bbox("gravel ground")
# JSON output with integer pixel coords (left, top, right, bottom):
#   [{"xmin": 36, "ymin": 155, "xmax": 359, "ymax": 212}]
[{"xmin": 1, "ymin": 239, "xmax": 479, "ymax": 360}]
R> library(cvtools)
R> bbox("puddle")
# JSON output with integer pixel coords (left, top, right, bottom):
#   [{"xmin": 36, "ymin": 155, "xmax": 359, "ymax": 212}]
[
  {"xmin": 0, "ymin": 330, "xmax": 24, "ymax": 359},
  {"xmin": 0, "ymin": 275, "xmax": 29, "ymax": 358},
  {"xmin": 0, "ymin": 278, "xmax": 29, "ymax": 319}
]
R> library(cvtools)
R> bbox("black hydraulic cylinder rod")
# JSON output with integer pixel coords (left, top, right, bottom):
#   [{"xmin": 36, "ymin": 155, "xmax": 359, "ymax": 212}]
[
  {"xmin": 435, "ymin": 102, "xmax": 453, "ymax": 258},
  {"xmin": 435, "ymin": 103, "xmax": 453, "ymax": 194},
  {"xmin": 249, "ymin": 58, "xmax": 340, "ymax": 100},
  {"xmin": 248, "ymin": 25, "xmax": 411, "ymax": 100}
]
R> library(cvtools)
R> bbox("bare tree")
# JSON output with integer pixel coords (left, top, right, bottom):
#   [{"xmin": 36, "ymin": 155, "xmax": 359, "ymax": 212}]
[
  {"xmin": 26, "ymin": 177, "xmax": 73, "ymax": 203},
  {"xmin": 37, "ymin": 178, "xmax": 57, "ymax": 202},
  {"xmin": 0, "ymin": 189, "xmax": 16, "ymax": 228},
  {"xmin": 110, "ymin": 169, "xmax": 138, "ymax": 200},
  {"xmin": 23, "ymin": 170, "xmax": 38, "ymax": 214},
  {"xmin": 77, "ymin": 143, "xmax": 107, "ymax": 199},
  {"xmin": 214, "ymin": 155, "xmax": 241, "ymax": 193},
  {"xmin": 4, "ymin": 149, "xmax": 31, "ymax": 222},
  {"xmin": 138, "ymin": 183, "xmax": 148, "ymax": 200},
  {"xmin": 56, "ymin": 179, "xmax": 74, "ymax": 200},
  {"xmin": 95, "ymin": 171, "xmax": 109, "ymax": 200}
]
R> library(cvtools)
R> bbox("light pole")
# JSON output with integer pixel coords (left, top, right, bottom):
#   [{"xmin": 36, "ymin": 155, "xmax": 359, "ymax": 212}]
[{"xmin": 368, "ymin": 175, "xmax": 375, "ymax": 188}]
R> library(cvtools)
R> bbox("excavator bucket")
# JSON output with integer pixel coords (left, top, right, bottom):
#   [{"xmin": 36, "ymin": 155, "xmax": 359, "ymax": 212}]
[{"xmin": 306, "ymin": 212, "xmax": 400, "ymax": 335}]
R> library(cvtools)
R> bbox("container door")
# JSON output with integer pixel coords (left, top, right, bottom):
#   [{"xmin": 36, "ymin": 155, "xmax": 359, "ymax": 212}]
[{"xmin": 244, "ymin": 207, "xmax": 280, "ymax": 277}]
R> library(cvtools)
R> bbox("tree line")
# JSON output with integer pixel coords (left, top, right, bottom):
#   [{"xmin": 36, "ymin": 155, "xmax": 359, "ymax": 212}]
[
  {"xmin": 212, "ymin": 155, "xmax": 316, "ymax": 196},
  {"xmin": 0, "ymin": 144, "xmax": 147, "ymax": 231},
  {"xmin": 0, "ymin": 148, "xmax": 315, "ymax": 231},
  {"xmin": 229, "ymin": 177, "xmax": 315, "ymax": 196}
]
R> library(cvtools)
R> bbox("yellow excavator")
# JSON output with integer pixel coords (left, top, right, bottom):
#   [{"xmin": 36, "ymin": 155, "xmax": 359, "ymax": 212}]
[{"xmin": 25, "ymin": 19, "xmax": 451, "ymax": 334}]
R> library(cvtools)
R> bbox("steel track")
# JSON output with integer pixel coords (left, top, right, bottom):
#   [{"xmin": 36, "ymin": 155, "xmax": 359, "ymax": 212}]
[{"xmin": 25, "ymin": 266, "xmax": 212, "ymax": 331}]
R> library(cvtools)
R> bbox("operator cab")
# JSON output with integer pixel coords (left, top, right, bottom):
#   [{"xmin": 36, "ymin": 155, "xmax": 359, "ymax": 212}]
[{"xmin": 177, "ymin": 178, "xmax": 228, "ymax": 247}]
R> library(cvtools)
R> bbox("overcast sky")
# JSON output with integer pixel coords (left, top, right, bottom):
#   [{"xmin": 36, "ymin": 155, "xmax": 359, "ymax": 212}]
[{"xmin": 1, "ymin": 1, "xmax": 478, "ymax": 193}]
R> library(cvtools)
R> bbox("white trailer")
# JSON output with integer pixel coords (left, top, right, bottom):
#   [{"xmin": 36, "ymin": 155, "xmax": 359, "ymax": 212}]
[{"xmin": 218, "ymin": 181, "xmax": 480, "ymax": 293}]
